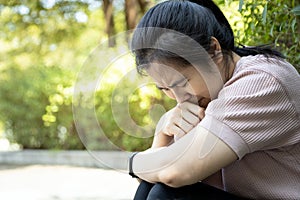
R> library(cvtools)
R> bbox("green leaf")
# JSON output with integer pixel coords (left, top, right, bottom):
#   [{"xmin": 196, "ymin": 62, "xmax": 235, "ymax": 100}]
[
  {"xmin": 291, "ymin": 5, "xmax": 300, "ymax": 15},
  {"xmin": 238, "ymin": 0, "xmax": 244, "ymax": 12},
  {"xmin": 251, "ymin": 21, "xmax": 255, "ymax": 31},
  {"xmin": 262, "ymin": 3, "xmax": 268, "ymax": 25},
  {"xmin": 291, "ymin": 18, "xmax": 296, "ymax": 33},
  {"xmin": 269, "ymin": 23, "xmax": 274, "ymax": 37}
]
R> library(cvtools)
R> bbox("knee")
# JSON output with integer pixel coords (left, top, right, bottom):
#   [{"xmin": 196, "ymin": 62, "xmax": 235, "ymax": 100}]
[{"xmin": 147, "ymin": 183, "xmax": 175, "ymax": 200}]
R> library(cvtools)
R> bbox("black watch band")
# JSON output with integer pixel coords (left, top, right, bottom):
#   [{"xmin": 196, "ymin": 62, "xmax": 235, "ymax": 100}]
[{"xmin": 129, "ymin": 152, "xmax": 139, "ymax": 178}]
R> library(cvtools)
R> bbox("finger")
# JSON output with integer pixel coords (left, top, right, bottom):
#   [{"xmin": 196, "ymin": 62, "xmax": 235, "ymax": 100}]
[
  {"xmin": 174, "ymin": 131, "xmax": 185, "ymax": 141},
  {"xmin": 165, "ymin": 124, "xmax": 186, "ymax": 137},
  {"xmin": 181, "ymin": 110, "xmax": 200, "ymax": 126},
  {"xmin": 174, "ymin": 117, "xmax": 194, "ymax": 133},
  {"xmin": 180, "ymin": 102, "xmax": 206, "ymax": 121},
  {"xmin": 179, "ymin": 102, "xmax": 201, "ymax": 116}
]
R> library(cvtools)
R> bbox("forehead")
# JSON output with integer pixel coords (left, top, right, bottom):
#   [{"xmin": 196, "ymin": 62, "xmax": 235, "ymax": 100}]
[{"xmin": 146, "ymin": 62, "xmax": 190, "ymax": 84}]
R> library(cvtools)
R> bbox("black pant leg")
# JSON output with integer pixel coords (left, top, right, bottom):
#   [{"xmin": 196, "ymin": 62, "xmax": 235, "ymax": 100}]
[
  {"xmin": 139, "ymin": 181, "xmax": 246, "ymax": 200},
  {"xmin": 175, "ymin": 182, "xmax": 245, "ymax": 200},
  {"xmin": 133, "ymin": 180, "xmax": 155, "ymax": 200}
]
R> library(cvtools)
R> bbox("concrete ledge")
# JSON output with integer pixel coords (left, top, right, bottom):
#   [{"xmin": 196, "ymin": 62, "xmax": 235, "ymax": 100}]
[{"xmin": 0, "ymin": 150, "xmax": 131, "ymax": 170}]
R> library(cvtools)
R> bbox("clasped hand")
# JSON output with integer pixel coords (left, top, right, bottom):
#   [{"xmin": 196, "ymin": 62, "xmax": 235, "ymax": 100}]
[{"xmin": 158, "ymin": 102, "xmax": 205, "ymax": 141}]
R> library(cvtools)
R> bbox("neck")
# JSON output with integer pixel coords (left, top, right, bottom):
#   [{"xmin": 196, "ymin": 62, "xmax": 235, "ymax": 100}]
[
  {"xmin": 228, "ymin": 52, "xmax": 241, "ymax": 79},
  {"xmin": 219, "ymin": 52, "xmax": 240, "ymax": 83}
]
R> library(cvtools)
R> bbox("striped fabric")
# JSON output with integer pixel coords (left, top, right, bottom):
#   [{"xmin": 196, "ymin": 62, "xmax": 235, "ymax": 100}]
[{"xmin": 200, "ymin": 55, "xmax": 300, "ymax": 199}]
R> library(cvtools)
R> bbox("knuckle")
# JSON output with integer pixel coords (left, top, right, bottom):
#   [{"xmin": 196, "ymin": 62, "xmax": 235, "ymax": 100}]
[
  {"xmin": 191, "ymin": 117, "xmax": 200, "ymax": 125},
  {"xmin": 185, "ymin": 123, "xmax": 194, "ymax": 132},
  {"xmin": 183, "ymin": 114, "xmax": 199, "ymax": 125}
]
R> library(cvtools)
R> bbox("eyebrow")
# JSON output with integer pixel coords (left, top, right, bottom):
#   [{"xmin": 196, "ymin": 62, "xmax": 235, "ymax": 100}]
[
  {"xmin": 168, "ymin": 77, "xmax": 187, "ymax": 88},
  {"xmin": 156, "ymin": 77, "xmax": 187, "ymax": 90}
]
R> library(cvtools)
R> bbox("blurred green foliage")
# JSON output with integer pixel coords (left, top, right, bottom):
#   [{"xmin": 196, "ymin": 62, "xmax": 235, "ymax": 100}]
[
  {"xmin": 0, "ymin": 0, "xmax": 298, "ymax": 150},
  {"xmin": 0, "ymin": 65, "xmax": 82, "ymax": 149},
  {"xmin": 225, "ymin": 0, "xmax": 300, "ymax": 71},
  {"xmin": 0, "ymin": 0, "xmax": 104, "ymax": 149}
]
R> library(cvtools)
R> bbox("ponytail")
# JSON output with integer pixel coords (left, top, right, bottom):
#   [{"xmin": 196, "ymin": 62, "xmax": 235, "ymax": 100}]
[{"xmin": 234, "ymin": 44, "xmax": 285, "ymax": 58}]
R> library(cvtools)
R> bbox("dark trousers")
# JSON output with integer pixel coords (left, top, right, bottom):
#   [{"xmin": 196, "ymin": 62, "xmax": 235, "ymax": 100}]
[{"xmin": 134, "ymin": 180, "xmax": 246, "ymax": 200}]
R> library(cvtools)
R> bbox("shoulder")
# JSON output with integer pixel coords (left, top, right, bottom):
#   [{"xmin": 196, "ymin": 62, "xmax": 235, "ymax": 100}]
[
  {"xmin": 223, "ymin": 55, "xmax": 300, "ymax": 111},
  {"xmin": 232, "ymin": 55, "xmax": 300, "ymax": 86},
  {"xmin": 214, "ymin": 55, "xmax": 299, "ymax": 111},
  {"xmin": 203, "ymin": 55, "xmax": 300, "ymax": 157}
]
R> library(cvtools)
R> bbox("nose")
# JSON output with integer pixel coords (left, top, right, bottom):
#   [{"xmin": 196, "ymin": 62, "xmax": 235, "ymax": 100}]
[{"xmin": 171, "ymin": 87, "xmax": 192, "ymax": 103}]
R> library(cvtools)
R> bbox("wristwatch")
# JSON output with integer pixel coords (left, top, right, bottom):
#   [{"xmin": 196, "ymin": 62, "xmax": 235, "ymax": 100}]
[{"xmin": 129, "ymin": 152, "xmax": 139, "ymax": 178}]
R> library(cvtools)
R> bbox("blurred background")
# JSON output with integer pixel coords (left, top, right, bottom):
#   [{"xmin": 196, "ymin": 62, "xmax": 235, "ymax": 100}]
[
  {"xmin": 0, "ymin": 0, "xmax": 299, "ymax": 152},
  {"xmin": 0, "ymin": 0, "xmax": 299, "ymax": 199}
]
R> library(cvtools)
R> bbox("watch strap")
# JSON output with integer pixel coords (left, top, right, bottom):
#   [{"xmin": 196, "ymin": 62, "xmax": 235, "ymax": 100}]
[{"xmin": 129, "ymin": 152, "xmax": 139, "ymax": 178}]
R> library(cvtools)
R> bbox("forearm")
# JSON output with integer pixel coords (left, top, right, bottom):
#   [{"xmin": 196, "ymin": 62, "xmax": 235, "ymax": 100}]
[
  {"xmin": 133, "ymin": 132, "xmax": 200, "ymax": 185},
  {"xmin": 133, "ymin": 128, "xmax": 198, "ymax": 184},
  {"xmin": 132, "ymin": 126, "xmax": 237, "ymax": 187},
  {"xmin": 132, "ymin": 145, "xmax": 171, "ymax": 183}
]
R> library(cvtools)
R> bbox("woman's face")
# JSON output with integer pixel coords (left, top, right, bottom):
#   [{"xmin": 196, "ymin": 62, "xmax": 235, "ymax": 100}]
[{"xmin": 146, "ymin": 62, "xmax": 212, "ymax": 108}]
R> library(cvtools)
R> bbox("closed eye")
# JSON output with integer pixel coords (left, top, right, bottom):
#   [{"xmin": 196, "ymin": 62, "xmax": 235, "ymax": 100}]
[
  {"xmin": 178, "ymin": 79, "xmax": 189, "ymax": 87},
  {"xmin": 172, "ymin": 79, "xmax": 189, "ymax": 88},
  {"xmin": 156, "ymin": 79, "xmax": 189, "ymax": 91},
  {"xmin": 156, "ymin": 85, "xmax": 169, "ymax": 91}
]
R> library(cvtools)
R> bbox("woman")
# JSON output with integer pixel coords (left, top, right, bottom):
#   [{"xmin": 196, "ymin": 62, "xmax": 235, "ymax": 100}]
[{"xmin": 128, "ymin": 0, "xmax": 300, "ymax": 199}]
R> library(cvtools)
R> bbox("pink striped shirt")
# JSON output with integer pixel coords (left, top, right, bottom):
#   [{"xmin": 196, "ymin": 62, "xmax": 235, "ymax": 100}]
[{"xmin": 200, "ymin": 55, "xmax": 300, "ymax": 199}]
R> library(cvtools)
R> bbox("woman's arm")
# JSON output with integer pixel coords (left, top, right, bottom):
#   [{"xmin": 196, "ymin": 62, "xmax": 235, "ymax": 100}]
[
  {"xmin": 151, "ymin": 110, "xmax": 174, "ymax": 148},
  {"xmin": 132, "ymin": 125, "xmax": 237, "ymax": 187}
]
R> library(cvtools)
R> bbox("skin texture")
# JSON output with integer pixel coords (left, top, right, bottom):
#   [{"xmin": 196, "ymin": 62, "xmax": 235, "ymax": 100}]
[{"xmin": 132, "ymin": 38, "xmax": 241, "ymax": 188}]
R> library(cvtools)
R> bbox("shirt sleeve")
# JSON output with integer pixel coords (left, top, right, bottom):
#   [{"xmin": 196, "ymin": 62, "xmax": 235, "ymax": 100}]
[{"xmin": 199, "ymin": 69, "xmax": 299, "ymax": 159}]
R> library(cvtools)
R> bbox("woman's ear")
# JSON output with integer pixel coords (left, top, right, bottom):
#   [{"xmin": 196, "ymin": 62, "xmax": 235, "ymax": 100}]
[
  {"xmin": 210, "ymin": 37, "xmax": 221, "ymax": 52},
  {"xmin": 209, "ymin": 37, "xmax": 223, "ymax": 64}
]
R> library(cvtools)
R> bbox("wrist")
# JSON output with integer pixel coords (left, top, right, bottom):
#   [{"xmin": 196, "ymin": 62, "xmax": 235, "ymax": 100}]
[{"xmin": 128, "ymin": 152, "xmax": 139, "ymax": 178}]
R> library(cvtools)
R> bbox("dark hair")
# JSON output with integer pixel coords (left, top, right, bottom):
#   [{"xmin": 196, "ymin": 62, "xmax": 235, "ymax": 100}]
[
  {"xmin": 131, "ymin": 0, "xmax": 284, "ymax": 74},
  {"xmin": 188, "ymin": 0, "xmax": 234, "ymax": 50},
  {"xmin": 188, "ymin": 0, "xmax": 284, "ymax": 58}
]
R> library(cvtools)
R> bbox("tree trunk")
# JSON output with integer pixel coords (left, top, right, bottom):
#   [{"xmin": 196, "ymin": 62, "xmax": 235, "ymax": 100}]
[
  {"xmin": 103, "ymin": 0, "xmax": 116, "ymax": 47},
  {"xmin": 125, "ymin": 0, "xmax": 137, "ymax": 31},
  {"xmin": 137, "ymin": 0, "xmax": 148, "ymax": 14}
]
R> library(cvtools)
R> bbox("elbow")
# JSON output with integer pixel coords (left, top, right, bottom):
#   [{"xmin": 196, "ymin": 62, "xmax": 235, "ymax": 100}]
[
  {"xmin": 158, "ymin": 168, "xmax": 191, "ymax": 188},
  {"xmin": 158, "ymin": 169, "xmax": 180, "ymax": 187}
]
